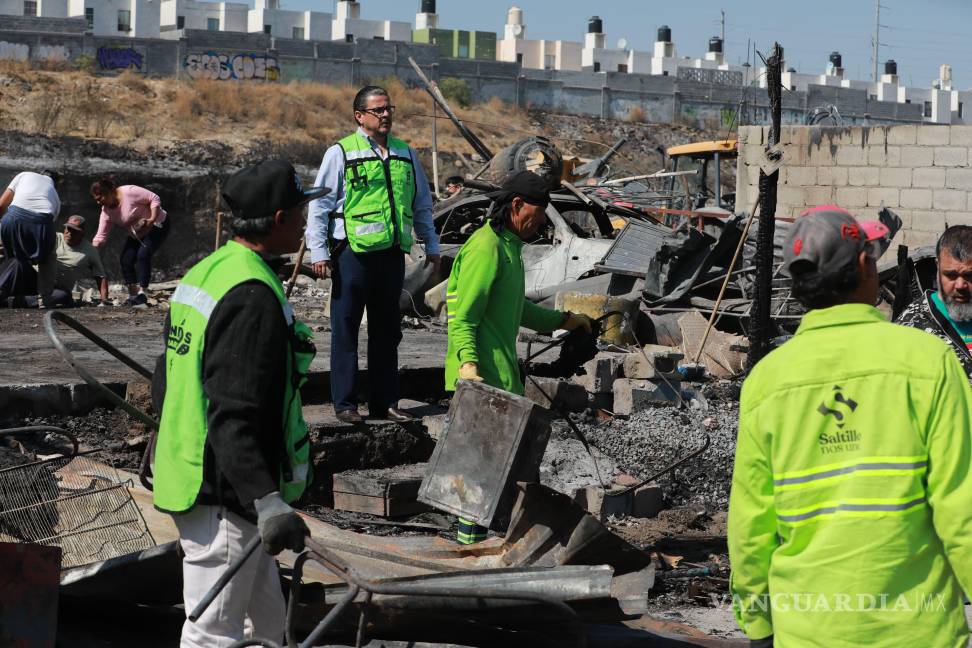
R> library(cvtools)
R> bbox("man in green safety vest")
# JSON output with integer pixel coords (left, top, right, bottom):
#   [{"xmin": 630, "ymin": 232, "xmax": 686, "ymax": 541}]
[
  {"xmin": 306, "ymin": 85, "xmax": 441, "ymax": 424},
  {"xmin": 445, "ymin": 170, "xmax": 593, "ymax": 544},
  {"xmin": 153, "ymin": 160, "xmax": 327, "ymax": 647},
  {"xmin": 729, "ymin": 205, "xmax": 972, "ymax": 648}
]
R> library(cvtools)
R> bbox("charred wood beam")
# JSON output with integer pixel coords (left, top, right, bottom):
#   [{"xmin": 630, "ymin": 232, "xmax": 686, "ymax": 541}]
[{"xmin": 747, "ymin": 42, "xmax": 783, "ymax": 368}]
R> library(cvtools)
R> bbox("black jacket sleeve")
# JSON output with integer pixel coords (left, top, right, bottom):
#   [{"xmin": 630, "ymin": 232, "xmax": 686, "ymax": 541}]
[{"xmin": 202, "ymin": 281, "xmax": 288, "ymax": 516}]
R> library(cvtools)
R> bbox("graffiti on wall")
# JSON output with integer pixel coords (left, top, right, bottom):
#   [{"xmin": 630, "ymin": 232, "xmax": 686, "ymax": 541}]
[
  {"xmin": 0, "ymin": 42, "xmax": 69, "ymax": 62},
  {"xmin": 98, "ymin": 46, "xmax": 143, "ymax": 70},
  {"xmin": 0, "ymin": 41, "xmax": 28, "ymax": 61},
  {"xmin": 184, "ymin": 52, "xmax": 279, "ymax": 81}
]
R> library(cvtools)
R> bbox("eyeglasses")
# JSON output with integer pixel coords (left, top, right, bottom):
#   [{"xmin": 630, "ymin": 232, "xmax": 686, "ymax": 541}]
[{"xmin": 360, "ymin": 105, "xmax": 396, "ymax": 117}]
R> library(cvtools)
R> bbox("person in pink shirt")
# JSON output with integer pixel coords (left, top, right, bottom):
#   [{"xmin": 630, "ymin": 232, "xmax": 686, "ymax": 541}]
[{"xmin": 90, "ymin": 178, "xmax": 170, "ymax": 306}]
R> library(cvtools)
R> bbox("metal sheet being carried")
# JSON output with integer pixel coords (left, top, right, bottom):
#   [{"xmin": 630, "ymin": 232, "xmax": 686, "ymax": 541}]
[{"xmin": 418, "ymin": 381, "xmax": 551, "ymax": 531}]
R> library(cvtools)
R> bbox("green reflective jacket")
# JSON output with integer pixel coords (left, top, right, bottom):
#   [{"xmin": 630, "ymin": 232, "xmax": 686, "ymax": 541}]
[
  {"xmin": 154, "ymin": 240, "xmax": 315, "ymax": 513},
  {"xmin": 338, "ymin": 131, "xmax": 416, "ymax": 253},
  {"xmin": 445, "ymin": 224, "xmax": 563, "ymax": 395},
  {"xmin": 729, "ymin": 304, "xmax": 972, "ymax": 647}
]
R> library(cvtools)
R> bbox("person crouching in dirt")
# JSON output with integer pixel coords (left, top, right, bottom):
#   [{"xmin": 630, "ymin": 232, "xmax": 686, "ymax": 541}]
[
  {"xmin": 728, "ymin": 206, "xmax": 972, "ymax": 648},
  {"xmin": 443, "ymin": 170, "xmax": 593, "ymax": 545},
  {"xmin": 0, "ymin": 169, "xmax": 60, "ymax": 308},
  {"xmin": 90, "ymin": 177, "xmax": 169, "ymax": 307},
  {"xmin": 152, "ymin": 160, "xmax": 325, "ymax": 647}
]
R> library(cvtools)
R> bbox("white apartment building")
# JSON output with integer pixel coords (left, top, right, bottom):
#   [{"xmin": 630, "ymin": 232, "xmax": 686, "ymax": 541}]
[
  {"xmin": 68, "ymin": 0, "xmax": 159, "ymax": 37},
  {"xmin": 331, "ymin": 0, "xmax": 408, "ymax": 42},
  {"xmin": 496, "ymin": 5, "xmax": 581, "ymax": 71},
  {"xmin": 160, "ymin": 0, "xmax": 246, "ymax": 37},
  {"xmin": 0, "ymin": 0, "xmax": 67, "ymax": 18},
  {"xmin": 248, "ymin": 0, "xmax": 329, "ymax": 40}
]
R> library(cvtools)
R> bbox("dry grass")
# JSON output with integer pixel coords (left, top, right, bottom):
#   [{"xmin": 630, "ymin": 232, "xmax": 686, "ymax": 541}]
[
  {"xmin": 626, "ymin": 106, "xmax": 647, "ymax": 123},
  {"xmin": 1, "ymin": 67, "xmax": 535, "ymax": 160}
]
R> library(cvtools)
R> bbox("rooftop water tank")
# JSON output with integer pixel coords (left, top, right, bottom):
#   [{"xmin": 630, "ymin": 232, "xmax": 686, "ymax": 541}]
[
  {"xmin": 421, "ymin": 0, "xmax": 435, "ymax": 13},
  {"xmin": 588, "ymin": 16, "xmax": 603, "ymax": 34},
  {"xmin": 657, "ymin": 25, "xmax": 671, "ymax": 42},
  {"xmin": 885, "ymin": 59, "xmax": 897, "ymax": 75},
  {"xmin": 829, "ymin": 51, "xmax": 842, "ymax": 68},
  {"xmin": 708, "ymin": 36, "xmax": 723, "ymax": 53}
]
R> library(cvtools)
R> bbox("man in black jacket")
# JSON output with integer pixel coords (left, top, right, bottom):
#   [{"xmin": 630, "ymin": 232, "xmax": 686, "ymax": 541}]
[
  {"xmin": 895, "ymin": 225, "xmax": 972, "ymax": 381},
  {"xmin": 153, "ymin": 160, "xmax": 325, "ymax": 647}
]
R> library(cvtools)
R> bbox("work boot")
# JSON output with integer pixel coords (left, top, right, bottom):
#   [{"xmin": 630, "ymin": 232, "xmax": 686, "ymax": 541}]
[
  {"xmin": 376, "ymin": 407, "xmax": 414, "ymax": 423},
  {"xmin": 335, "ymin": 409, "xmax": 363, "ymax": 424}
]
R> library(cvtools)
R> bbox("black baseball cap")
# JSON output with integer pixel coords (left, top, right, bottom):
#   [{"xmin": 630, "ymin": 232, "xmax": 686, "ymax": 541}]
[
  {"xmin": 221, "ymin": 160, "xmax": 329, "ymax": 221},
  {"xmin": 485, "ymin": 170, "xmax": 551, "ymax": 207},
  {"xmin": 784, "ymin": 205, "xmax": 889, "ymax": 279}
]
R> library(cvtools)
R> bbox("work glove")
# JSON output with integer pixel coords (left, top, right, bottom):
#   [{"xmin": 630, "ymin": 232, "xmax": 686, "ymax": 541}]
[
  {"xmin": 254, "ymin": 491, "xmax": 309, "ymax": 556},
  {"xmin": 458, "ymin": 362, "xmax": 484, "ymax": 382},
  {"xmin": 562, "ymin": 312, "xmax": 595, "ymax": 334},
  {"xmin": 750, "ymin": 636, "xmax": 773, "ymax": 648}
]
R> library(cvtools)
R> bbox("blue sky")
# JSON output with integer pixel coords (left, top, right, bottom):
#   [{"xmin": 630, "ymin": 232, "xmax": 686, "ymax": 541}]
[{"xmin": 287, "ymin": 1, "xmax": 971, "ymax": 89}]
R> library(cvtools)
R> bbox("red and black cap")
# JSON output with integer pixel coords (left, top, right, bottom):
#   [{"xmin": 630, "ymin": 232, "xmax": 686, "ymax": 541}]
[
  {"xmin": 222, "ymin": 160, "xmax": 329, "ymax": 221},
  {"xmin": 784, "ymin": 205, "xmax": 890, "ymax": 279}
]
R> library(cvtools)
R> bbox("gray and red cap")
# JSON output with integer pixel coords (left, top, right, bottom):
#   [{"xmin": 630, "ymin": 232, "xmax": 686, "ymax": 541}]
[{"xmin": 783, "ymin": 205, "xmax": 889, "ymax": 279}]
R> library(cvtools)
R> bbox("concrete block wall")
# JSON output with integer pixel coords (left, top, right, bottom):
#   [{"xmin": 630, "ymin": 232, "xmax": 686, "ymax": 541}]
[{"xmin": 736, "ymin": 125, "xmax": 972, "ymax": 249}]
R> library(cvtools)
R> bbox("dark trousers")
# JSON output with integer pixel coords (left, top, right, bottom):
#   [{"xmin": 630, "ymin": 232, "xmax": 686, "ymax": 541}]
[
  {"xmin": 23, "ymin": 289, "xmax": 73, "ymax": 308},
  {"xmin": 120, "ymin": 218, "xmax": 170, "ymax": 288},
  {"xmin": 0, "ymin": 257, "xmax": 37, "ymax": 304},
  {"xmin": 329, "ymin": 245, "xmax": 405, "ymax": 414}
]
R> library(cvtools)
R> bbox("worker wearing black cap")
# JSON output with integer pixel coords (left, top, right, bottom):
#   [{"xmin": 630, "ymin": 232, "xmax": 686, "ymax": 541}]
[
  {"xmin": 153, "ymin": 160, "xmax": 325, "ymax": 647},
  {"xmin": 444, "ymin": 170, "xmax": 593, "ymax": 544}
]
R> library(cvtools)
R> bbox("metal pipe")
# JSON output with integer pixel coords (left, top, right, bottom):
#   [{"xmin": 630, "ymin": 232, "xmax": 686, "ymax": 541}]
[{"xmin": 299, "ymin": 584, "xmax": 360, "ymax": 648}]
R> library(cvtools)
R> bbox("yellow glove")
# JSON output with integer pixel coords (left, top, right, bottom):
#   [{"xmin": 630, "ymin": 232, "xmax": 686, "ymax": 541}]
[
  {"xmin": 562, "ymin": 312, "xmax": 594, "ymax": 334},
  {"xmin": 459, "ymin": 362, "xmax": 484, "ymax": 382}
]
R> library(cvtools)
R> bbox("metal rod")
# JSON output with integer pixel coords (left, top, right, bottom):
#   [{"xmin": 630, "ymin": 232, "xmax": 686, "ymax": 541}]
[
  {"xmin": 693, "ymin": 198, "xmax": 760, "ymax": 364},
  {"xmin": 606, "ymin": 434, "xmax": 711, "ymax": 498},
  {"xmin": 188, "ymin": 535, "xmax": 262, "ymax": 622},
  {"xmin": 285, "ymin": 239, "xmax": 307, "ymax": 299},
  {"xmin": 299, "ymin": 584, "xmax": 360, "ymax": 648}
]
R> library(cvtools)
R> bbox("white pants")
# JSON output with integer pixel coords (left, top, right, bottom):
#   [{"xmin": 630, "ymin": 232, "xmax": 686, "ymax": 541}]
[{"xmin": 175, "ymin": 504, "xmax": 286, "ymax": 648}]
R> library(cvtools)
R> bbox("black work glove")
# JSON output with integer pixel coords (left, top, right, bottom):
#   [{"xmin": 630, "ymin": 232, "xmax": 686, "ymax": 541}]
[
  {"xmin": 750, "ymin": 636, "xmax": 773, "ymax": 648},
  {"xmin": 254, "ymin": 491, "xmax": 309, "ymax": 555}
]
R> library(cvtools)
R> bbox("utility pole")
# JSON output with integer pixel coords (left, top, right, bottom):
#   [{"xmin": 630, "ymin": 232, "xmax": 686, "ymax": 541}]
[{"xmin": 872, "ymin": 0, "xmax": 881, "ymax": 83}]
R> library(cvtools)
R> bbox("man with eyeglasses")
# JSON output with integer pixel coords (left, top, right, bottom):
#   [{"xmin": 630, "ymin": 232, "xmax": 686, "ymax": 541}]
[
  {"xmin": 728, "ymin": 206, "xmax": 972, "ymax": 648},
  {"xmin": 307, "ymin": 85, "xmax": 440, "ymax": 424},
  {"xmin": 895, "ymin": 225, "xmax": 972, "ymax": 380}
]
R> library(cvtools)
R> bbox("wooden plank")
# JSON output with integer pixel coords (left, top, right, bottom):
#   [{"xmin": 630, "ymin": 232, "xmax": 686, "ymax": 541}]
[
  {"xmin": 332, "ymin": 491, "xmax": 429, "ymax": 517},
  {"xmin": 332, "ymin": 464, "xmax": 428, "ymax": 498}
]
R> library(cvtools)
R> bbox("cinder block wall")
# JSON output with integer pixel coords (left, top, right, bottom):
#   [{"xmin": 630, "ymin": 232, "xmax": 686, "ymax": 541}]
[{"xmin": 736, "ymin": 125, "xmax": 972, "ymax": 249}]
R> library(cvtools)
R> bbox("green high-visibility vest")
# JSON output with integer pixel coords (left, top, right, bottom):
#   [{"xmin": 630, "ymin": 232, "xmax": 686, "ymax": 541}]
[
  {"xmin": 153, "ymin": 240, "xmax": 315, "ymax": 513},
  {"xmin": 338, "ymin": 131, "xmax": 416, "ymax": 253}
]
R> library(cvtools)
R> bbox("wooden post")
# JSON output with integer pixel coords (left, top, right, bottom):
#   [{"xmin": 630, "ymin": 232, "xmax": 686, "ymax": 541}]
[
  {"xmin": 431, "ymin": 91, "xmax": 440, "ymax": 197},
  {"xmin": 214, "ymin": 211, "xmax": 222, "ymax": 252},
  {"xmin": 747, "ymin": 42, "xmax": 783, "ymax": 368}
]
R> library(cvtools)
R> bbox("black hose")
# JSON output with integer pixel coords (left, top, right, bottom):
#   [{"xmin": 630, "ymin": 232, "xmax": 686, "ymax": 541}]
[{"xmin": 0, "ymin": 426, "xmax": 79, "ymax": 457}]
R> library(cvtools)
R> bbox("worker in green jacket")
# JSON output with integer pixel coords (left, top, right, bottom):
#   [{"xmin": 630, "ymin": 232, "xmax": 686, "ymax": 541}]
[
  {"xmin": 728, "ymin": 205, "xmax": 972, "ymax": 648},
  {"xmin": 445, "ymin": 170, "xmax": 593, "ymax": 543}
]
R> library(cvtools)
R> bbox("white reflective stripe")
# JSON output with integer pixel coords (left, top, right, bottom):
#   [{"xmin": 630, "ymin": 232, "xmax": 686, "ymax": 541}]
[
  {"xmin": 778, "ymin": 497, "xmax": 927, "ymax": 523},
  {"xmin": 282, "ymin": 301, "xmax": 294, "ymax": 325},
  {"xmin": 287, "ymin": 462, "xmax": 309, "ymax": 484},
  {"xmin": 390, "ymin": 147, "xmax": 412, "ymax": 160},
  {"xmin": 172, "ymin": 284, "xmax": 218, "ymax": 320},
  {"xmin": 446, "ymin": 294, "xmax": 458, "ymax": 301},
  {"xmin": 402, "ymin": 223, "xmax": 413, "ymax": 237},
  {"xmin": 345, "ymin": 149, "xmax": 379, "ymax": 162},
  {"xmin": 356, "ymin": 222, "xmax": 387, "ymax": 236}
]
